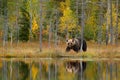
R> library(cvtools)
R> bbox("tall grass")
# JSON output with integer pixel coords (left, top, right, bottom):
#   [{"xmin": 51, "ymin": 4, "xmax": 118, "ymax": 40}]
[{"xmin": 0, "ymin": 41, "xmax": 120, "ymax": 58}]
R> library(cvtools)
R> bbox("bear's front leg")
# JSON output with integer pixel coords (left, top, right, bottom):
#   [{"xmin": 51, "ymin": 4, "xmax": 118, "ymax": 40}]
[
  {"xmin": 73, "ymin": 46, "xmax": 79, "ymax": 53},
  {"xmin": 66, "ymin": 47, "xmax": 71, "ymax": 52}
]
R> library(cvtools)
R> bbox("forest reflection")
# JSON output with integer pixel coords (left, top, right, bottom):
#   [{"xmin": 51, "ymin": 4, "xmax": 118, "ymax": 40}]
[{"xmin": 0, "ymin": 58, "xmax": 119, "ymax": 80}]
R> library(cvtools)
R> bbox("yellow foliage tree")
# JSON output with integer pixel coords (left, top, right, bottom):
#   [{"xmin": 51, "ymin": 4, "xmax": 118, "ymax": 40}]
[
  {"xmin": 84, "ymin": 11, "xmax": 98, "ymax": 40},
  {"xmin": 32, "ymin": 17, "xmax": 38, "ymax": 34},
  {"xmin": 32, "ymin": 64, "xmax": 38, "ymax": 80},
  {"xmin": 59, "ymin": 0, "xmax": 78, "ymax": 34}
]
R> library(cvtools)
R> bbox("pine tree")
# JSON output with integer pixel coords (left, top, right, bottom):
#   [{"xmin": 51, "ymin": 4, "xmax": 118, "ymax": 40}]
[{"xmin": 19, "ymin": 0, "xmax": 30, "ymax": 42}]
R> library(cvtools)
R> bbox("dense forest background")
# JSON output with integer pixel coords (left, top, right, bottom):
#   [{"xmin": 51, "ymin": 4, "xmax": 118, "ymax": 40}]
[
  {"xmin": 0, "ymin": 0, "xmax": 120, "ymax": 48},
  {"xmin": 0, "ymin": 1, "xmax": 120, "ymax": 79}
]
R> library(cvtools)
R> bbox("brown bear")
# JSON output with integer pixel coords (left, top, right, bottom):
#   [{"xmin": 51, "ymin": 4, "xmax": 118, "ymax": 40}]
[
  {"xmin": 66, "ymin": 37, "xmax": 87, "ymax": 53},
  {"xmin": 65, "ymin": 61, "xmax": 86, "ymax": 73}
]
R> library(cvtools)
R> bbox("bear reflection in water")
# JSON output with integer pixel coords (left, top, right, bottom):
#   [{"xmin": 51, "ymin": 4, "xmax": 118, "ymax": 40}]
[{"xmin": 65, "ymin": 61, "xmax": 86, "ymax": 73}]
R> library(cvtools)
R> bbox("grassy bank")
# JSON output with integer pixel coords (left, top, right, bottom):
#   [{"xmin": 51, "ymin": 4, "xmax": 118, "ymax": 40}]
[{"xmin": 0, "ymin": 41, "xmax": 120, "ymax": 58}]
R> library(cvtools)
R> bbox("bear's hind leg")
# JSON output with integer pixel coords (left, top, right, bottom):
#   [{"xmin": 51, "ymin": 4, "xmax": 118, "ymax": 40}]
[{"xmin": 82, "ymin": 40, "xmax": 87, "ymax": 51}]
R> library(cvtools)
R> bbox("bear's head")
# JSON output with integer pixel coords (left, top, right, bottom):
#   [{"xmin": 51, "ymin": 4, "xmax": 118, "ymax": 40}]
[
  {"xmin": 66, "ymin": 39, "xmax": 76, "ymax": 47},
  {"xmin": 65, "ymin": 61, "xmax": 79, "ymax": 73},
  {"xmin": 65, "ymin": 61, "xmax": 87, "ymax": 73}
]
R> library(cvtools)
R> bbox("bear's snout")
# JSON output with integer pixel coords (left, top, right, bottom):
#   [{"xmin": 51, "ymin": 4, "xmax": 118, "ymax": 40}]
[{"xmin": 68, "ymin": 43, "xmax": 72, "ymax": 47}]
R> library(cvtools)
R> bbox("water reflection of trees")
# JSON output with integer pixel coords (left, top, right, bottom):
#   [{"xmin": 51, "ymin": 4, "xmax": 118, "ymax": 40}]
[
  {"xmin": 0, "ymin": 59, "xmax": 119, "ymax": 80},
  {"xmin": 19, "ymin": 61, "xmax": 29, "ymax": 80}
]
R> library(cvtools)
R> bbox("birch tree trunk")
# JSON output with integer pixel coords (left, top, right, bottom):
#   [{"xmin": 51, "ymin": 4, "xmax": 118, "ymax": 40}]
[
  {"xmin": 39, "ymin": 63, "xmax": 42, "ymax": 80},
  {"xmin": 0, "ymin": 0, "xmax": 2, "ymax": 16},
  {"xmin": 39, "ymin": 0, "xmax": 43, "ymax": 52},
  {"xmin": 29, "ymin": 0, "xmax": 32, "ymax": 42},
  {"xmin": 106, "ymin": 63, "xmax": 108, "ymax": 80},
  {"xmin": 48, "ymin": 19, "xmax": 52, "ymax": 48},
  {"xmin": 3, "ymin": 0, "xmax": 8, "ymax": 50},
  {"xmin": 48, "ymin": 62, "xmax": 51, "ymax": 80},
  {"xmin": 106, "ymin": 2, "xmax": 109, "ymax": 45},
  {"xmin": 115, "ymin": 0, "xmax": 119, "ymax": 45},
  {"xmin": 54, "ymin": 9, "xmax": 58, "ymax": 49},
  {"xmin": 55, "ymin": 64, "xmax": 57, "ymax": 80},
  {"xmin": 80, "ymin": 0, "xmax": 85, "ymax": 52},
  {"xmin": 110, "ymin": 63, "xmax": 113, "ymax": 80},
  {"xmin": 2, "ymin": 61, "xmax": 8, "ymax": 80},
  {"xmin": 48, "ymin": 10, "xmax": 54, "ymax": 48},
  {"xmin": 16, "ymin": 0, "xmax": 19, "ymax": 45},
  {"xmin": 115, "ymin": 63, "xmax": 118, "ymax": 80},
  {"xmin": 76, "ymin": 0, "xmax": 79, "ymax": 33},
  {"xmin": 98, "ymin": 1, "xmax": 103, "ymax": 45},
  {"xmin": 109, "ymin": 0, "xmax": 113, "ymax": 45}
]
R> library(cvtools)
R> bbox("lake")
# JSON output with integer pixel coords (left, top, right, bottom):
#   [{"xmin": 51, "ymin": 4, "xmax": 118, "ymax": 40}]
[{"xmin": 0, "ymin": 58, "xmax": 119, "ymax": 80}]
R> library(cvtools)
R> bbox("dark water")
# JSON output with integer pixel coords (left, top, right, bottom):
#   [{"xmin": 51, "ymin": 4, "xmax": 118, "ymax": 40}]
[{"xmin": 0, "ymin": 58, "xmax": 119, "ymax": 80}]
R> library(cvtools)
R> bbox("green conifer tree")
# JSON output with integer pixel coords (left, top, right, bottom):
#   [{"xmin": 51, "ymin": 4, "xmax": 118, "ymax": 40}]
[{"xmin": 19, "ymin": 0, "xmax": 30, "ymax": 41}]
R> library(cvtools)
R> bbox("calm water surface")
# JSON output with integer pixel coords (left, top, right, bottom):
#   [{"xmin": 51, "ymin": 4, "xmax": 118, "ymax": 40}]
[{"xmin": 0, "ymin": 58, "xmax": 119, "ymax": 80}]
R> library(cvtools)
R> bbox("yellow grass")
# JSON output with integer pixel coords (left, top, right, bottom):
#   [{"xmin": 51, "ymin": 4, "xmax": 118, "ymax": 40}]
[{"xmin": 0, "ymin": 41, "xmax": 120, "ymax": 58}]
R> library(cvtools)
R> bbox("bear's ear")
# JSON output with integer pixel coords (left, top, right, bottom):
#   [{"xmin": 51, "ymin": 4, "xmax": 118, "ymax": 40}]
[
  {"xmin": 72, "ymin": 38, "xmax": 75, "ymax": 42},
  {"xmin": 66, "ymin": 39, "xmax": 68, "ymax": 42}
]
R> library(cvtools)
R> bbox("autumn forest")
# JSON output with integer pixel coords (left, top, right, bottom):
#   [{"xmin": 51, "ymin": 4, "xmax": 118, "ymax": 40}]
[
  {"xmin": 0, "ymin": 0, "xmax": 120, "ymax": 80},
  {"xmin": 0, "ymin": 0, "xmax": 120, "ymax": 56}
]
